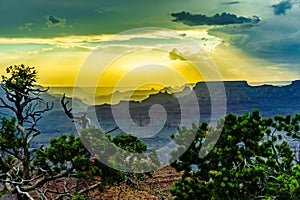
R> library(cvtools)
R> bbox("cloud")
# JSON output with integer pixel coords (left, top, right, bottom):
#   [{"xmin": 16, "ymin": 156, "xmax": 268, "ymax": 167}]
[
  {"xmin": 208, "ymin": 8, "xmax": 300, "ymax": 79},
  {"xmin": 169, "ymin": 48, "xmax": 186, "ymax": 61},
  {"xmin": 272, "ymin": 0, "xmax": 293, "ymax": 15},
  {"xmin": 12, "ymin": 47, "xmax": 55, "ymax": 55},
  {"xmin": 17, "ymin": 23, "xmax": 33, "ymax": 31},
  {"xmin": 221, "ymin": 1, "xmax": 241, "ymax": 5},
  {"xmin": 170, "ymin": 11, "xmax": 260, "ymax": 26},
  {"xmin": 0, "ymin": 35, "xmax": 113, "ymax": 51},
  {"xmin": 45, "ymin": 15, "xmax": 68, "ymax": 28}
]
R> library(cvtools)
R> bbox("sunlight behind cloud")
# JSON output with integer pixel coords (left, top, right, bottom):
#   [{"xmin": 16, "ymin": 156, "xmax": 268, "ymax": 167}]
[
  {"xmin": 0, "ymin": 27, "xmax": 296, "ymax": 88},
  {"xmin": 97, "ymin": 48, "xmax": 203, "ymax": 89},
  {"xmin": 209, "ymin": 43, "xmax": 299, "ymax": 82},
  {"xmin": 0, "ymin": 29, "xmax": 219, "ymax": 87}
]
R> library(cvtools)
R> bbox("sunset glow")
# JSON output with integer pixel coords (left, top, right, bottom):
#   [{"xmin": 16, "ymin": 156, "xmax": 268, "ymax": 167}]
[{"xmin": 0, "ymin": 0, "xmax": 299, "ymax": 92}]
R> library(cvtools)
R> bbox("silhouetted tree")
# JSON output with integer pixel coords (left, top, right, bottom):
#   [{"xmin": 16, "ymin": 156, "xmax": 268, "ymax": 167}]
[{"xmin": 0, "ymin": 64, "xmax": 52, "ymax": 198}]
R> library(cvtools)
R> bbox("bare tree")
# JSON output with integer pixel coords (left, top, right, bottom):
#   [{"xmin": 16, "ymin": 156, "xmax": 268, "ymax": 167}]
[
  {"xmin": 61, "ymin": 93, "xmax": 118, "ymax": 133},
  {"xmin": 0, "ymin": 64, "xmax": 53, "ymax": 198}
]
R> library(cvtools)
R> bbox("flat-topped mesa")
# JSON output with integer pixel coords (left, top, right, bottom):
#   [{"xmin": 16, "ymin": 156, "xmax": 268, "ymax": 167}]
[{"xmin": 88, "ymin": 80, "xmax": 300, "ymax": 123}]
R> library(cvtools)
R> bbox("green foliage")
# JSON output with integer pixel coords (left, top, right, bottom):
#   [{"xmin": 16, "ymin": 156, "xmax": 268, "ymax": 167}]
[
  {"xmin": 1, "ymin": 64, "xmax": 37, "ymax": 93},
  {"xmin": 0, "ymin": 118, "xmax": 19, "ymax": 173},
  {"xmin": 0, "ymin": 118, "xmax": 20, "ymax": 151},
  {"xmin": 274, "ymin": 113, "xmax": 300, "ymax": 140},
  {"xmin": 33, "ymin": 134, "xmax": 90, "ymax": 175},
  {"xmin": 111, "ymin": 134, "xmax": 147, "ymax": 153},
  {"xmin": 33, "ymin": 128, "xmax": 158, "ymax": 192},
  {"xmin": 71, "ymin": 194, "xmax": 85, "ymax": 200},
  {"xmin": 170, "ymin": 110, "xmax": 300, "ymax": 199},
  {"xmin": 80, "ymin": 127, "xmax": 160, "ymax": 173},
  {"xmin": 33, "ymin": 133, "xmax": 125, "ymax": 187},
  {"xmin": 0, "ymin": 189, "xmax": 7, "ymax": 198}
]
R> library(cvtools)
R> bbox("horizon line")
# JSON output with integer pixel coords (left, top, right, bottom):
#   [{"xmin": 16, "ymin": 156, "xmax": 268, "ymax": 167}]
[{"xmin": 40, "ymin": 79, "xmax": 296, "ymax": 88}]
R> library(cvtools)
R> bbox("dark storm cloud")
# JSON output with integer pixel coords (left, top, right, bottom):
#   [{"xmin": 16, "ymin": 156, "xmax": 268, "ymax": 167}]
[
  {"xmin": 221, "ymin": 1, "xmax": 241, "ymax": 5},
  {"xmin": 46, "ymin": 15, "xmax": 68, "ymax": 28},
  {"xmin": 209, "ymin": 13, "xmax": 300, "ymax": 75},
  {"xmin": 272, "ymin": 0, "xmax": 293, "ymax": 15},
  {"xmin": 170, "ymin": 12, "xmax": 260, "ymax": 26},
  {"xmin": 48, "ymin": 16, "xmax": 60, "ymax": 24}
]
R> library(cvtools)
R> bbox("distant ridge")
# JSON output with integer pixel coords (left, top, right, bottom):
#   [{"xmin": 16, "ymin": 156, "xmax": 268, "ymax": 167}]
[
  {"xmin": 45, "ymin": 80, "xmax": 297, "ymax": 105},
  {"xmin": 90, "ymin": 79, "xmax": 300, "ymax": 129},
  {"xmin": 2, "ymin": 80, "xmax": 299, "ymax": 147}
]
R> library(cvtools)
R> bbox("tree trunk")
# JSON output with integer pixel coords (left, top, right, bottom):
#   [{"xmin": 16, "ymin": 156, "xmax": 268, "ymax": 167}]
[{"xmin": 23, "ymin": 144, "xmax": 30, "ymax": 181}]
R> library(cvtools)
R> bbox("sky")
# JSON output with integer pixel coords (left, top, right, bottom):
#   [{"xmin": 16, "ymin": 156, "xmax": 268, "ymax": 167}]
[{"xmin": 0, "ymin": 0, "xmax": 299, "ymax": 88}]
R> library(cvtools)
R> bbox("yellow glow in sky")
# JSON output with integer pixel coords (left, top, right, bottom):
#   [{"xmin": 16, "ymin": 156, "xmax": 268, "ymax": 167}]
[
  {"xmin": 0, "ymin": 28, "xmax": 297, "ymax": 90},
  {"xmin": 209, "ymin": 43, "xmax": 299, "ymax": 83},
  {"xmin": 97, "ymin": 48, "xmax": 203, "ymax": 93}
]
